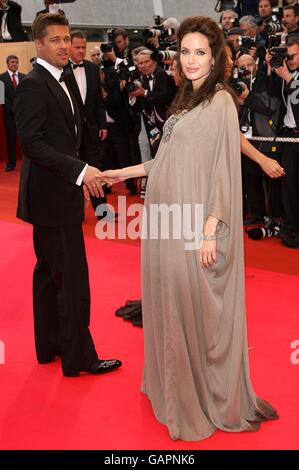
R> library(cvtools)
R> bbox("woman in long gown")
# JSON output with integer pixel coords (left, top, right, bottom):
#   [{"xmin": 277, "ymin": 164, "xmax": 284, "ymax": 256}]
[{"xmin": 103, "ymin": 16, "xmax": 278, "ymax": 441}]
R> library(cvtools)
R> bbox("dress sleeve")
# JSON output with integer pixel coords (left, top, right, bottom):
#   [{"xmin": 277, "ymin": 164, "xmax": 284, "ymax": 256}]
[
  {"xmin": 143, "ymin": 159, "xmax": 155, "ymax": 175},
  {"xmin": 207, "ymin": 91, "xmax": 241, "ymax": 229}
]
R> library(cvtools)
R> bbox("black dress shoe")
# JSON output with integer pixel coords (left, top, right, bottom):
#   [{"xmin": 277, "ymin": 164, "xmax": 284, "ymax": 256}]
[
  {"xmin": 87, "ymin": 358, "xmax": 122, "ymax": 374},
  {"xmin": 5, "ymin": 164, "xmax": 15, "ymax": 172}
]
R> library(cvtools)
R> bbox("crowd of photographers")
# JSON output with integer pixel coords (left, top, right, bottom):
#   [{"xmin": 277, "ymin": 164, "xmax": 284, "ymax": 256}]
[
  {"xmin": 1, "ymin": 0, "xmax": 299, "ymax": 248},
  {"xmin": 88, "ymin": 1, "xmax": 299, "ymax": 248}
]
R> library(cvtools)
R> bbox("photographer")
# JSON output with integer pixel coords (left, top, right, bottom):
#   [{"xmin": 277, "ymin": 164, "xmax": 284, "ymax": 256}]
[
  {"xmin": 129, "ymin": 49, "xmax": 176, "ymax": 156},
  {"xmin": 0, "ymin": 0, "xmax": 28, "ymax": 42},
  {"xmin": 258, "ymin": 0, "xmax": 274, "ymax": 20},
  {"xmin": 113, "ymin": 28, "xmax": 134, "ymax": 64},
  {"xmin": 269, "ymin": 34, "xmax": 299, "ymax": 246},
  {"xmin": 233, "ymin": 52, "xmax": 284, "ymax": 222},
  {"xmin": 282, "ymin": 4, "xmax": 299, "ymax": 33},
  {"xmin": 220, "ymin": 9, "xmax": 240, "ymax": 33}
]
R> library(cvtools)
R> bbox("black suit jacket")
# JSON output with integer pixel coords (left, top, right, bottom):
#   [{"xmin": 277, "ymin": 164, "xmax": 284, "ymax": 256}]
[
  {"xmin": 14, "ymin": 63, "xmax": 86, "ymax": 227},
  {"xmin": 0, "ymin": 1, "xmax": 28, "ymax": 41},
  {"xmin": 137, "ymin": 65, "xmax": 176, "ymax": 128},
  {"xmin": 0, "ymin": 70, "xmax": 25, "ymax": 115},
  {"xmin": 64, "ymin": 60, "xmax": 107, "ymax": 144}
]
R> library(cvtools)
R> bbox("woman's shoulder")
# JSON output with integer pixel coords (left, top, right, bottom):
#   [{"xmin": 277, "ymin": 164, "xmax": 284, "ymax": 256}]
[{"xmin": 213, "ymin": 86, "xmax": 234, "ymax": 104}]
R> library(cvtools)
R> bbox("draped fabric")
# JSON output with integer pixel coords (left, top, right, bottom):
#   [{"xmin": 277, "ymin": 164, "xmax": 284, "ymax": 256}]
[{"xmin": 141, "ymin": 90, "xmax": 278, "ymax": 441}]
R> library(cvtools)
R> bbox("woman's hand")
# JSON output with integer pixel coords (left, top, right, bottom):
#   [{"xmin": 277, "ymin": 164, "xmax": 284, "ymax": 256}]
[
  {"xmin": 199, "ymin": 239, "xmax": 217, "ymax": 269},
  {"xmin": 102, "ymin": 169, "xmax": 126, "ymax": 184}
]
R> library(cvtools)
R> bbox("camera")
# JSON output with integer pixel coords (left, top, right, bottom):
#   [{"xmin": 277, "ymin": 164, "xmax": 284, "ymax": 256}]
[
  {"xmin": 269, "ymin": 46, "xmax": 289, "ymax": 68},
  {"xmin": 115, "ymin": 60, "xmax": 141, "ymax": 92},
  {"xmin": 264, "ymin": 7, "xmax": 284, "ymax": 34},
  {"xmin": 230, "ymin": 66, "xmax": 250, "ymax": 96},
  {"xmin": 150, "ymin": 48, "xmax": 177, "ymax": 63},
  {"xmin": 239, "ymin": 36, "xmax": 256, "ymax": 55},
  {"xmin": 100, "ymin": 29, "xmax": 114, "ymax": 53},
  {"xmin": 246, "ymin": 216, "xmax": 281, "ymax": 240},
  {"xmin": 215, "ymin": 0, "xmax": 236, "ymax": 12}
]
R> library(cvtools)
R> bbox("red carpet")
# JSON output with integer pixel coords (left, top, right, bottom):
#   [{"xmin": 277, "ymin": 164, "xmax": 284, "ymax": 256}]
[
  {"xmin": 0, "ymin": 219, "xmax": 298, "ymax": 450},
  {"xmin": 0, "ymin": 165, "xmax": 299, "ymax": 450}
]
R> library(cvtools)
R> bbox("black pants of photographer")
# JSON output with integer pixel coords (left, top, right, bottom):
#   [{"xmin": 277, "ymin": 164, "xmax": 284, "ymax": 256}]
[
  {"xmin": 281, "ymin": 131, "xmax": 299, "ymax": 233},
  {"xmin": 101, "ymin": 122, "xmax": 137, "ymax": 193},
  {"xmin": 80, "ymin": 133, "xmax": 107, "ymax": 215}
]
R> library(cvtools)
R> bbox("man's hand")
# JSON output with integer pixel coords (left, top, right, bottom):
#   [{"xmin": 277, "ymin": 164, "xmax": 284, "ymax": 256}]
[
  {"xmin": 237, "ymin": 83, "xmax": 250, "ymax": 105},
  {"xmin": 82, "ymin": 166, "xmax": 110, "ymax": 198},
  {"xmin": 274, "ymin": 60, "xmax": 293, "ymax": 83},
  {"xmin": 99, "ymin": 129, "xmax": 108, "ymax": 141},
  {"xmin": 83, "ymin": 184, "xmax": 90, "ymax": 209},
  {"xmin": 129, "ymin": 87, "xmax": 146, "ymax": 98}
]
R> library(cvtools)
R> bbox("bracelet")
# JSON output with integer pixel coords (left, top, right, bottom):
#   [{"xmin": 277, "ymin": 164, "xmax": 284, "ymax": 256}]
[{"xmin": 201, "ymin": 234, "xmax": 216, "ymax": 241}]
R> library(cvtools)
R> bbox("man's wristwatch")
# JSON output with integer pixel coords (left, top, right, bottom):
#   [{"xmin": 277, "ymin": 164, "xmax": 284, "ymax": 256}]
[{"xmin": 144, "ymin": 89, "xmax": 148, "ymax": 98}]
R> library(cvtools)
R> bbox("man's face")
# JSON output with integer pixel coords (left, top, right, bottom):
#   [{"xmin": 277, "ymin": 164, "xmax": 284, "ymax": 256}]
[
  {"xmin": 228, "ymin": 34, "xmax": 241, "ymax": 53},
  {"xmin": 287, "ymin": 44, "xmax": 299, "ymax": 71},
  {"xmin": 237, "ymin": 54, "xmax": 257, "ymax": 78},
  {"xmin": 70, "ymin": 36, "xmax": 87, "ymax": 63},
  {"xmin": 221, "ymin": 11, "xmax": 237, "ymax": 31},
  {"xmin": 35, "ymin": 25, "xmax": 71, "ymax": 69},
  {"xmin": 7, "ymin": 58, "xmax": 19, "ymax": 73},
  {"xmin": 283, "ymin": 10, "xmax": 299, "ymax": 32},
  {"xmin": 0, "ymin": 0, "xmax": 8, "ymax": 10},
  {"xmin": 137, "ymin": 54, "xmax": 156, "ymax": 76},
  {"xmin": 90, "ymin": 47, "xmax": 101, "ymax": 65},
  {"xmin": 240, "ymin": 21, "xmax": 256, "ymax": 37},
  {"xmin": 258, "ymin": 0, "xmax": 272, "ymax": 19},
  {"xmin": 114, "ymin": 35, "xmax": 129, "ymax": 52}
]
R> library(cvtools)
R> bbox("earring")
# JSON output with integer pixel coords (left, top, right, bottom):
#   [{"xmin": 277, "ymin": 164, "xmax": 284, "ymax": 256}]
[{"xmin": 211, "ymin": 65, "xmax": 214, "ymax": 72}]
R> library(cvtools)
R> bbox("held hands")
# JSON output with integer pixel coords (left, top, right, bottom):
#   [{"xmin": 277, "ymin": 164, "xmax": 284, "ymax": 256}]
[
  {"xmin": 82, "ymin": 166, "xmax": 113, "ymax": 198},
  {"xmin": 102, "ymin": 169, "xmax": 126, "ymax": 184}
]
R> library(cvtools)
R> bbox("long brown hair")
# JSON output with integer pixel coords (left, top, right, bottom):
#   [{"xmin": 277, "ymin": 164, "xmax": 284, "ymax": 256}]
[{"xmin": 169, "ymin": 16, "xmax": 234, "ymax": 115}]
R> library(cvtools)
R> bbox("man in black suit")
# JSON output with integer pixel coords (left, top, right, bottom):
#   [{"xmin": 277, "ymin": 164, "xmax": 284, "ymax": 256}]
[
  {"xmin": 0, "ymin": 54, "xmax": 25, "ymax": 171},
  {"xmin": 64, "ymin": 30, "xmax": 116, "ymax": 220},
  {"xmin": 0, "ymin": 0, "xmax": 28, "ymax": 42},
  {"xmin": 14, "ymin": 13, "xmax": 122, "ymax": 377},
  {"xmin": 36, "ymin": 0, "xmax": 65, "ymax": 18}
]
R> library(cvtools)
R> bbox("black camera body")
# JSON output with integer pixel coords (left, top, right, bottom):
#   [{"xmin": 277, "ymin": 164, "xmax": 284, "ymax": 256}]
[
  {"xmin": 115, "ymin": 61, "xmax": 141, "ymax": 92},
  {"xmin": 246, "ymin": 216, "xmax": 281, "ymax": 240},
  {"xmin": 239, "ymin": 36, "xmax": 256, "ymax": 55},
  {"xmin": 230, "ymin": 67, "xmax": 250, "ymax": 96},
  {"xmin": 100, "ymin": 30, "xmax": 115, "ymax": 54},
  {"xmin": 270, "ymin": 46, "xmax": 289, "ymax": 68}
]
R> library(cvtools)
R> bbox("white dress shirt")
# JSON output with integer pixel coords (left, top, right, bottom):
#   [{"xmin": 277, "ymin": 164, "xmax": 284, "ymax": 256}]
[
  {"xmin": 36, "ymin": 57, "xmax": 87, "ymax": 185},
  {"xmin": 284, "ymin": 71, "xmax": 299, "ymax": 129},
  {"xmin": 7, "ymin": 69, "xmax": 19, "ymax": 86},
  {"xmin": 70, "ymin": 60, "xmax": 87, "ymax": 104},
  {"xmin": 1, "ymin": 9, "xmax": 12, "ymax": 41}
]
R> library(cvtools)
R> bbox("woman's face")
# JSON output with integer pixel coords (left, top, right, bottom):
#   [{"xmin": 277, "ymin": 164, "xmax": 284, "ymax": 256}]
[
  {"xmin": 224, "ymin": 45, "xmax": 234, "ymax": 79},
  {"xmin": 180, "ymin": 32, "xmax": 214, "ymax": 90}
]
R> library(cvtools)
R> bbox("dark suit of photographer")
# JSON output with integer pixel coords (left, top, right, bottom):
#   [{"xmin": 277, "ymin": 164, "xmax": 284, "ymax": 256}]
[
  {"xmin": 269, "ymin": 36, "xmax": 299, "ymax": 245},
  {"xmin": 129, "ymin": 51, "xmax": 176, "ymax": 156},
  {"xmin": 237, "ymin": 57, "xmax": 284, "ymax": 221},
  {"xmin": 100, "ymin": 59, "xmax": 137, "ymax": 193},
  {"xmin": 0, "ymin": 0, "xmax": 28, "ymax": 42}
]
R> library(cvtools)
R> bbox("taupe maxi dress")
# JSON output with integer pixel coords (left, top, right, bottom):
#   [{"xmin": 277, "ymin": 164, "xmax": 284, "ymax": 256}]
[{"xmin": 141, "ymin": 89, "xmax": 278, "ymax": 441}]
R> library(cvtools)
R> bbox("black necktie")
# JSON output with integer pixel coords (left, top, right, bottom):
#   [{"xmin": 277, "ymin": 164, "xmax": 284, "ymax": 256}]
[
  {"xmin": 59, "ymin": 71, "xmax": 66, "ymax": 82},
  {"xmin": 72, "ymin": 62, "xmax": 84, "ymax": 69}
]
